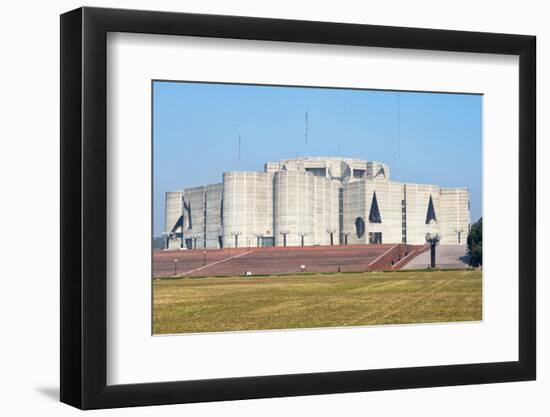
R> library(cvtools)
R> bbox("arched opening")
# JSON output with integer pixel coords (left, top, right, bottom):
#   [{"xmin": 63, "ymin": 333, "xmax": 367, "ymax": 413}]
[{"xmin": 355, "ymin": 217, "xmax": 365, "ymax": 238}]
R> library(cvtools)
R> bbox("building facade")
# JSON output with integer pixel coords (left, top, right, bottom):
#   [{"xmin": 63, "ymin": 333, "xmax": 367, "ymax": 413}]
[{"xmin": 164, "ymin": 157, "xmax": 470, "ymax": 249}]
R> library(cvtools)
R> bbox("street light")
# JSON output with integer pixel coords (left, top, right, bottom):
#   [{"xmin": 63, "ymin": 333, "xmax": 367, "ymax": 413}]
[
  {"xmin": 231, "ymin": 231, "xmax": 242, "ymax": 248},
  {"xmin": 343, "ymin": 231, "xmax": 351, "ymax": 245},
  {"xmin": 173, "ymin": 258, "xmax": 178, "ymax": 275},
  {"xmin": 202, "ymin": 250, "xmax": 206, "ymax": 266},
  {"xmin": 254, "ymin": 233, "xmax": 264, "ymax": 248},
  {"xmin": 161, "ymin": 231, "xmax": 172, "ymax": 250},
  {"xmin": 326, "ymin": 229, "xmax": 336, "ymax": 246},
  {"xmin": 425, "ymin": 233, "xmax": 441, "ymax": 268},
  {"xmin": 298, "ymin": 232, "xmax": 309, "ymax": 247},
  {"xmin": 279, "ymin": 230, "xmax": 290, "ymax": 247},
  {"xmin": 455, "ymin": 229, "xmax": 464, "ymax": 245},
  {"xmin": 187, "ymin": 234, "xmax": 199, "ymax": 250}
]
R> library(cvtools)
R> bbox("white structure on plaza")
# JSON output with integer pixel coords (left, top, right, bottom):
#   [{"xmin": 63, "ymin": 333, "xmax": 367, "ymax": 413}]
[{"xmin": 164, "ymin": 157, "xmax": 470, "ymax": 249}]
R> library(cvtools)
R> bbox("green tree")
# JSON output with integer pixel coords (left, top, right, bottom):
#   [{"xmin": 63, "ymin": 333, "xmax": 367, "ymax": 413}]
[
  {"xmin": 152, "ymin": 236, "xmax": 165, "ymax": 250},
  {"xmin": 467, "ymin": 217, "xmax": 482, "ymax": 267}
]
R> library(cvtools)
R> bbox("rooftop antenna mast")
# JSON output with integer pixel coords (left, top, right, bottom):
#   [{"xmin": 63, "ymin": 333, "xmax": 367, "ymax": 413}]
[
  {"xmin": 396, "ymin": 92, "xmax": 401, "ymax": 177},
  {"xmin": 237, "ymin": 124, "xmax": 242, "ymax": 169},
  {"xmin": 305, "ymin": 110, "xmax": 309, "ymax": 150}
]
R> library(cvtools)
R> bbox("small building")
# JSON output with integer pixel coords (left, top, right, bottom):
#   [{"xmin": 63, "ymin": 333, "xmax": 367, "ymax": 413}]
[{"xmin": 164, "ymin": 157, "xmax": 470, "ymax": 249}]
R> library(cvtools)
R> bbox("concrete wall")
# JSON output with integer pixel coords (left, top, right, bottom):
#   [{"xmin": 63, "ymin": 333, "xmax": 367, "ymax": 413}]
[
  {"xmin": 165, "ymin": 191, "xmax": 183, "ymax": 249},
  {"xmin": 204, "ymin": 183, "xmax": 223, "ymax": 248},
  {"xmin": 404, "ymin": 183, "xmax": 441, "ymax": 245},
  {"xmin": 165, "ymin": 157, "xmax": 471, "ymax": 248},
  {"xmin": 342, "ymin": 181, "xmax": 465, "ymax": 246},
  {"xmin": 182, "ymin": 185, "xmax": 206, "ymax": 249},
  {"xmin": 343, "ymin": 179, "xmax": 403, "ymax": 245},
  {"xmin": 222, "ymin": 172, "xmax": 273, "ymax": 248},
  {"xmin": 312, "ymin": 176, "xmax": 340, "ymax": 245},
  {"xmin": 264, "ymin": 157, "xmax": 390, "ymax": 182},
  {"xmin": 342, "ymin": 180, "xmax": 367, "ymax": 244},
  {"xmin": 440, "ymin": 188, "xmax": 471, "ymax": 245},
  {"xmin": 273, "ymin": 171, "xmax": 315, "ymax": 246},
  {"xmin": 179, "ymin": 183, "xmax": 223, "ymax": 249}
]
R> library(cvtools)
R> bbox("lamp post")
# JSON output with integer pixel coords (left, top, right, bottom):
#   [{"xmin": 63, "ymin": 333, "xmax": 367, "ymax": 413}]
[
  {"xmin": 279, "ymin": 230, "xmax": 290, "ymax": 247},
  {"xmin": 231, "ymin": 231, "xmax": 242, "ymax": 248},
  {"xmin": 161, "ymin": 232, "xmax": 171, "ymax": 250},
  {"xmin": 180, "ymin": 193, "xmax": 185, "ymax": 249},
  {"xmin": 298, "ymin": 232, "xmax": 309, "ymax": 247},
  {"xmin": 343, "ymin": 232, "xmax": 351, "ymax": 246},
  {"xmin": 186, "ymin": 234, "xmax": 194, "ymax": 250},
  {"xmin": 326, "ymin": 229, "xmax": 336, "ymax": 246},
  {"xmin": 425, "ymin": 233, "xmax": 440, "ymax": 268},
  {"xmin": 202, "ymin": 250, "xmax": 206, "ymax": 266},
  {"xmin": 254, "ymin": 233, "xmax": 264, "ymax": 248},
  {"xmin": 455, "ymin": 229, "xmax": 464, "ymax": 245},
  {"xmin": 173, "ymin": 258, "xmax": 178, "ymax": 275},
  {"xmin": 186, "ymin": 234, "xmax": 198, "ymax": 250}
]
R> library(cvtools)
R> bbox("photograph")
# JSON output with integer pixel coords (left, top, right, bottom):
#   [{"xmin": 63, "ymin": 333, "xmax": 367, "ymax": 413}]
[
  {"xmin": 152, "ymin": 81, "xmax": 483, "ymax": 335},
  {"xmin": 0, "ymin": 0, "xmax": 541, "ymax": 414}
]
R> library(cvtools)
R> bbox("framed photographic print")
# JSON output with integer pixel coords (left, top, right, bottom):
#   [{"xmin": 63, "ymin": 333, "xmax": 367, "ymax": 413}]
[{"xmin": 60, "ymin": 6, "xmax": 536, "ymax": 409}]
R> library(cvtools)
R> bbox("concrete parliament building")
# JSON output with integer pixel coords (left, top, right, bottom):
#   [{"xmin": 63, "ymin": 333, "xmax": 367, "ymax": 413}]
[{"xmin": 164, "ymin": 157, "xmax": 470, "ymax": 250}]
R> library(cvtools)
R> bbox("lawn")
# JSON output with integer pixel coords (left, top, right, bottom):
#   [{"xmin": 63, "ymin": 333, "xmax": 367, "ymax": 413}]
[{"xmin": 153, "ymin": 269, "xmax": 482, "ymax": 334}]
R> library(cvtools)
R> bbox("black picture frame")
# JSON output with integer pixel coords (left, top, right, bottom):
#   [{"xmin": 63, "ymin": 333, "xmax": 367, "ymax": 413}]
[{"xmin": 60, "ymin": 6, "xmax": 536, "ymax": 410}]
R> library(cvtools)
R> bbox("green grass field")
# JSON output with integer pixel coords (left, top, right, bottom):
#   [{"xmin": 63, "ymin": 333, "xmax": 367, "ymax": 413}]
[{"xmin": 153, "ymin": 270, "xmax": 482, "ymax": 334}]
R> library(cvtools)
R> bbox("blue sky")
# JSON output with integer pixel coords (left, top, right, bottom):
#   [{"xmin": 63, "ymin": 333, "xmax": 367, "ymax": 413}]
[{"xmin": 153, "ymin": 81, "xmax": 482, "ymax": 236}]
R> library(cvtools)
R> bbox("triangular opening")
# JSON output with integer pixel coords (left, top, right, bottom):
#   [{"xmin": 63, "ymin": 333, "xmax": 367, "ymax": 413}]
[
  {"xmin": 425, "ymin": 195, "xmax": 437, "ymax": 224},
  {"xmin": 369, "ymin": 191, "xmax": 382, "ymax": 223},
  {"xmin": 374, "ymin": 165, "xmax": 386, "ymax": 179},
  {"xmin": 170, "ymin": 215, "xmax": 184, "ymax": 234}
]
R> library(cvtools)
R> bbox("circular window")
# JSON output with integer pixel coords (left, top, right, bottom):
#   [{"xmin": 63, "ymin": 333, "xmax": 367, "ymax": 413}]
[{"xmin": 355, "ymin": 217, "xmax": 365, "ymax": 238}]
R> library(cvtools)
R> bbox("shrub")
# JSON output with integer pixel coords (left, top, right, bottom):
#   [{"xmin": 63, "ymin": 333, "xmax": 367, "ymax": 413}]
[{"xmin": 467, "ymin": 217, "xmax": 482, "ymax": 267}]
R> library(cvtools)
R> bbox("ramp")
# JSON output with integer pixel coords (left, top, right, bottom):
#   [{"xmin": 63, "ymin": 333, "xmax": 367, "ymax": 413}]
[{"xmin": 401, "ymin": 245, "xmax": 472, "ymax": 270}]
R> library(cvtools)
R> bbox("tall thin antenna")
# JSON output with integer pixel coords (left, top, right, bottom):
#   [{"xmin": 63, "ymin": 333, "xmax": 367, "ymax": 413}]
[
  {"xmin": 237, "ymin": 124, "xmax": 242, "ymax": 168},
  {"xmin": 397, "ymin": 92, "xmax": 401, "ymax": 174},
  {"xmin": 305, "ymin": 110, "xmax": 309, "ymax": 148}
]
